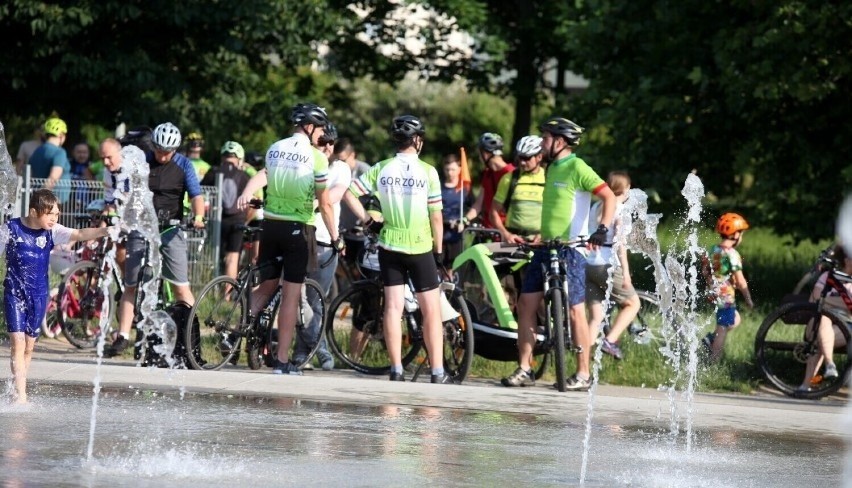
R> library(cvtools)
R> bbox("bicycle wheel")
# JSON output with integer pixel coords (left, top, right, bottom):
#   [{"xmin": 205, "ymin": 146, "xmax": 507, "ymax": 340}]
[
  {"xmin": 247, "ymin": 302, "xmax": 277, "ymax": 370},
  {"xmin": 325, "ymin": 280, "xmax": 420, "ymax": 375},
  {"xmin": 266, "ymin": 279, "xmax": 327, "ymax": 369},
  {"xmin": 186, "ymin": 276, "xmax": 246, "ymax": 371},
  {"xmin": 549, "ymin": 289, "xmax": 567, "ymax": 392},
  {"xmin": 755, "ymin": 302, "xmax": 851, "ymax": 399},
  {"xmin": 440, "ymin": 286, "xmax": 474, "ymax": 383},
  {"xmin": 58, "ymin": 261, "xmax": 115, "ymax": 349}
]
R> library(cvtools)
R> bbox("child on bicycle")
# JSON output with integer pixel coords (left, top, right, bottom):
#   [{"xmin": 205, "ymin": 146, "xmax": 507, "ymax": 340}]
[
  {"xmin": 3, "ymin": 189, "xmax": 109, "ymax": 403},
  {"xmin": 797, "ymin": 244, "xmax": 852, "ymax": 392},
  {"xmin": 702, "ymin": 212, "xmax": 754, "ymax": 362}
]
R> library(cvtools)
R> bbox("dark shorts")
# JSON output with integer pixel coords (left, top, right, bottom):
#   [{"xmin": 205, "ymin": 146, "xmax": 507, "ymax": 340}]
[
  {"xmin": 521, "ymin": 247, "xmax": 587, "ymax": 306},
  {"xmin": 221, "ymin": 217, "xmax": 246, "ymax": 255},
  {"xmin": 378, "ymin": 248, "xmax": 440, "ymax": 293},
  {"xmin": 257, "ymin": 219, "xmax": 316, "ymax": 284},
  {"xmin": 5, "ymin": 289, "xmax": 48, "ymax": 338}
]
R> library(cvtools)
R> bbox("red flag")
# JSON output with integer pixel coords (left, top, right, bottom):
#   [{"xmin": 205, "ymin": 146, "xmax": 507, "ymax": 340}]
[{"xmin": 457, "ymin": 147, "xmax": 472, "ymax": 191}]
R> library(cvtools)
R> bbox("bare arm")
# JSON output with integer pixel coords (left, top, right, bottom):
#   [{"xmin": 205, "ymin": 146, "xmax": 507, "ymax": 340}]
[
  {"xmin": 343, "ymin": 191, "xmax": 368, "ymax": 224},
  {"xmin": 732, "ymin": 270, "xmax": 754, "ymax": 308},
  {"xmin": 316, "ymin": 187, "xmax": 337, "ymax": 242},
  {"xmin": 464, "ymin": 190, "xmax": 483, "ymax": 221},
  {"xmin": 190, "ymin": 195, "xmax": 206, "ymax": 228},
  {"xmin": 69, "ymin": 226, "xmax": 110, "ymax": 243},
  {"xmin": 430, "ymin": 209, "xmax": 443, "ymax": 254},
  {"xmin": 490, "ymin": 200, "xmax": 519, "ymax": 244},
  {"xmin": 237, "ymin": 169, "xmax": 268, "ymax": 209}
]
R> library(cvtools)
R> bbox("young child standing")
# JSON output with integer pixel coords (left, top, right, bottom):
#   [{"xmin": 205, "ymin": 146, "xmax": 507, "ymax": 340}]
[
  {"xmin": 702, "ymin": 212, "xmax": 754, "ymax": 362},
  {"xmin": 3, "ymin": 189, "xmax": 109, "ymax": 403}
]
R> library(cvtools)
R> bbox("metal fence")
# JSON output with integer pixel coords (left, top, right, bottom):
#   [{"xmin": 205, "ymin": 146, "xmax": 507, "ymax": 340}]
[{"xmin": 15, "ymin": 168, "xmax": 224, "ymax": 294}]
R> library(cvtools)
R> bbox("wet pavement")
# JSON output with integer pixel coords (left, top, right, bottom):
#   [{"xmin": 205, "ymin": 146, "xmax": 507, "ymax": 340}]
[{"xmin": 4, "ymin": 337, "xmax": 848, "ymax": 440}]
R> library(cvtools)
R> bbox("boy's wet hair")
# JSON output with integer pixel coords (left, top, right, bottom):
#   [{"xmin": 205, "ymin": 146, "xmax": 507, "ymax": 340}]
[
  {"xmin": 30, "ymin": 189, "xmax": 59, "ymax": 215},
  {"xmin": 607, "ymin": 171, "xmax": 631, "ymax": 196}
]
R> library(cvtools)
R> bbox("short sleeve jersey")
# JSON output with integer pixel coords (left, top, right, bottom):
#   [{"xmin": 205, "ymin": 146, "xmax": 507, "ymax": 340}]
[
  {"xmin": 493, "ymin": 169, "xmax": 546, "ymax": 234},
  {"xmin": 349, "ymin": 153, "xmax": 442, "ymax": 254},
  {"xmin": 3, "ymin": 218, "xmax": 73, "ymax": 297},
  {"xmin": 708, "ymin": 244, "xmax": 743, "ymax": 307},
  {"xmin": 540, "ymin": 154, "xmax": 606, "ymax": 241},
  {"xmin": 146, "ymin": 152, "xmax": 202, "ymax": 222},
  {"xmin": 314, "ymin": 160, "xmax": 352, "ymax": 244},
  {"xmin": 28, "ymin": 142, "xmax": 70, "ymax": 179},
  {"xmin": 264, "ymin": 133, "xmax": 329, "ymax": 225}
]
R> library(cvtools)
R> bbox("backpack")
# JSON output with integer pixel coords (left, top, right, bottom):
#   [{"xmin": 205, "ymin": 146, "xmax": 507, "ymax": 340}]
[
  {"xmin": 118, "ymin": 126, "xmax": 155, "ymax": 153},
  {"xmin": 207, "ymin": 165, "xmax": 248, "ymax": 217},
  {"xmin": 502, "ymin": 168, "xmax": 545, "ymax": 210}
]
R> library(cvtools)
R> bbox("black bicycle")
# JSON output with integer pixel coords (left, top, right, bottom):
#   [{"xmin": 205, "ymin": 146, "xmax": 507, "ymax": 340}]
[
  {"xmin": 186, "ymin": 224, "xmax": 329, "ymax": 371},
  {"xmin": 324, "ymin": 232, "xmax": 474, "ymax": 383},
  {"xmin": 755, "ymin": 254, "xmax": 852, "ymax": 399}
]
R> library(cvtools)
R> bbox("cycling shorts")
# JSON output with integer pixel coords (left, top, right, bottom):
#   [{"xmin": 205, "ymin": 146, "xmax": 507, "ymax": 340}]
[
  {"xmin": 257, "ymin": 220, "xmax": 316, "ymax": 284},
  {"xmin": 220, "ymin": 216, "xmax": 246, "ymax": 255},
  {"xmin": 378, "ymin": 248, "xmax": 439, "ymax": 293},
  {"xmin": 521, "ymin": 247, "xmax": 587, "ymax": 306}
]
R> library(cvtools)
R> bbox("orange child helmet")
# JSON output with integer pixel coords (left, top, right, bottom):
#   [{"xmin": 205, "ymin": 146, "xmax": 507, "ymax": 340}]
[{"xmin": 716, "ymin": 212, "xmax": 750, "ymax": 237}]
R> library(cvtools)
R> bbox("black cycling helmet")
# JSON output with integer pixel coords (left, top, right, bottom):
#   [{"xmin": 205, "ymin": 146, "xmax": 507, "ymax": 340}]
[
  {"xmin": 390, "ymin": 115, "xmax": 425, "ymax": 142},
  {"xmin": 290, "ymin": 103, "xmax": 329, "ymax": 127},
  {"xmin": 318, "ymin": 122, "xmax": 338, "ymax": 146},
  {"xmin": 539, "ymin": 117, "xmax": 584, "ymax": 146},
  {"xmin": 478, "ymin": 132, "xmax": 504, "ymax": 154},
  {"xmin": 244, "ymin": 151, "xmax": 264, "ymax": 169}
]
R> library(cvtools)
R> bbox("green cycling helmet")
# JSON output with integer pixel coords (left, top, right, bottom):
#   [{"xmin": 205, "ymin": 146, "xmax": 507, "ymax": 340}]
[
  {"xmin": 44, "ymin": 117, "xmax": 67, "ymax": 136},
  {"xmin": 220, "ymin": 141, "xmax": 245, "ymax": 160}
]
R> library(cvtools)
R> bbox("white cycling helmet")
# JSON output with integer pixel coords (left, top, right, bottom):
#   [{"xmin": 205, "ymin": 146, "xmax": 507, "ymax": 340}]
[
  {"xmin": 152, "ymin": 122, "xmax": 182, "ymax": 151},
  {"xmin": 515, "ymin": 135, "xmax": 543, "ymax": 158}
]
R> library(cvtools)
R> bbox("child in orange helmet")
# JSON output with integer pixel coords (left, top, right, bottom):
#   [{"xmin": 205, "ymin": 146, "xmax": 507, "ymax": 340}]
[{"xmin": 701, "ymin": 212, "xmax": 755, "ymax": 362}]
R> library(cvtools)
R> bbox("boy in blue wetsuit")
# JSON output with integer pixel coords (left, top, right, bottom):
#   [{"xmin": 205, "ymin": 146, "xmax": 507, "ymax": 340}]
[{"xmin": 3, "ymin": 189, "xmax": 109, "ymax": 403}]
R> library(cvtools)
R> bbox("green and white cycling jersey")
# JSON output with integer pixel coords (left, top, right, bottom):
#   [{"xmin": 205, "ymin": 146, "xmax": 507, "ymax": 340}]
[
  {"xmin": 540, "ymin": 153, "xmax": 606, "ymax": 241},
  {"xmin": 349, "ymin": 153, "xmax": 442, "ymax": 254},
  {"xmin": 264, "ymin": 132, "xmax": 328, "ymax": 225}
]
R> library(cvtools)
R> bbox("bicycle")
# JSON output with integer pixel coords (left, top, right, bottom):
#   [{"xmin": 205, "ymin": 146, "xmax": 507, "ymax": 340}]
[
  {"xmin": 323, "ymin": 231, "xmax": 474, "ymax": 383},
  {"xmin": 55, "ymin": 215, "xmax": 123, "ymax": 348},
  {"xmin": 515, "ymin": 237, "xmax": 611, "ymax": 392},
  {"xmin": 186, "ymin": 223, "xmax": 330, "ymax": 371},
  {"xmin": 754, "ymin": 254, "xmax": 852, "ymax": 399}
]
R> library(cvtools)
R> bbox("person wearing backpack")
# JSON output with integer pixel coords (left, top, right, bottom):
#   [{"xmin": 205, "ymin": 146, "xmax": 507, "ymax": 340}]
[
  {"xmin": 490, "ymin": 135, "xmax": 546, "ymax": 244},
  {"xmin": 202, "ymin": 141, "xmax": 252, "ymax": 288}
]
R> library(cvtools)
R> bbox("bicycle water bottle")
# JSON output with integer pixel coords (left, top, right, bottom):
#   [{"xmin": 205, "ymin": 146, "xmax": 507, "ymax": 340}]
[{"xmin": 404, "ymin": 285, "xmax": 419, "ymax": 312}]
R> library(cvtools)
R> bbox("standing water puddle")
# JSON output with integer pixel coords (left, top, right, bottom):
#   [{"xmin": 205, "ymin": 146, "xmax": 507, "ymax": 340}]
[{"xmin": 0, "ymin": 385, "xmax": 843, "ymax": 487}]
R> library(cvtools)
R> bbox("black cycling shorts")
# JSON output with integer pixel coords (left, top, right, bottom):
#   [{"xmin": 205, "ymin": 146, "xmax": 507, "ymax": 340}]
[
  {"xmin": 257, "ymin": 220, "xmax": 316, "ymax": 284},
  {"xmin": 378, "ymin": 248, "xmax": 439, "ymax": 292},
  {"xmin": 220, "ymin": 216, "xmax": 246, "ymax": 255}
]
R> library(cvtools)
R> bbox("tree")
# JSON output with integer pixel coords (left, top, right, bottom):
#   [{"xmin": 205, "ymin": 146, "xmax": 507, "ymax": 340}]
[
  {"xmin": 327, "ymin": 0, "xmax": 572, "ymax": 145},
  {"xmin": 565, "ymin": 0, "xmax": 852, "ymax": 240},
  {"xmin": 0, "ymin": 0, "xmax": 338, "ymax": 145}
]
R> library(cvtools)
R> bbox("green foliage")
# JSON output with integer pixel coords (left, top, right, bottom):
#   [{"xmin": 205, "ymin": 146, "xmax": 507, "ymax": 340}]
[
  {"xmin": 329, "ymin": 76, "xmax": 514, "ymax": 173},
  {"xmin": 565, "ymin": 0, "xmax": 852, "ymax": 242}
]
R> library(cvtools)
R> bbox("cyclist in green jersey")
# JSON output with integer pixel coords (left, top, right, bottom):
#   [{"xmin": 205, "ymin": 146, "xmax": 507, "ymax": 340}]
[
  {"xmin": 490, "ymin": 135, "xmax": 546, "ymax": 244},
  {"xmin": 346, "ymin": 115, "xmax": 453, "ymax": 384},
  {"xmin": 502, "ymin": 117, "xmax": 616, "ymax": 391},
  {"xmin": 237, "ymin": 103, "xmax": 343, "ymax": 376}
]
